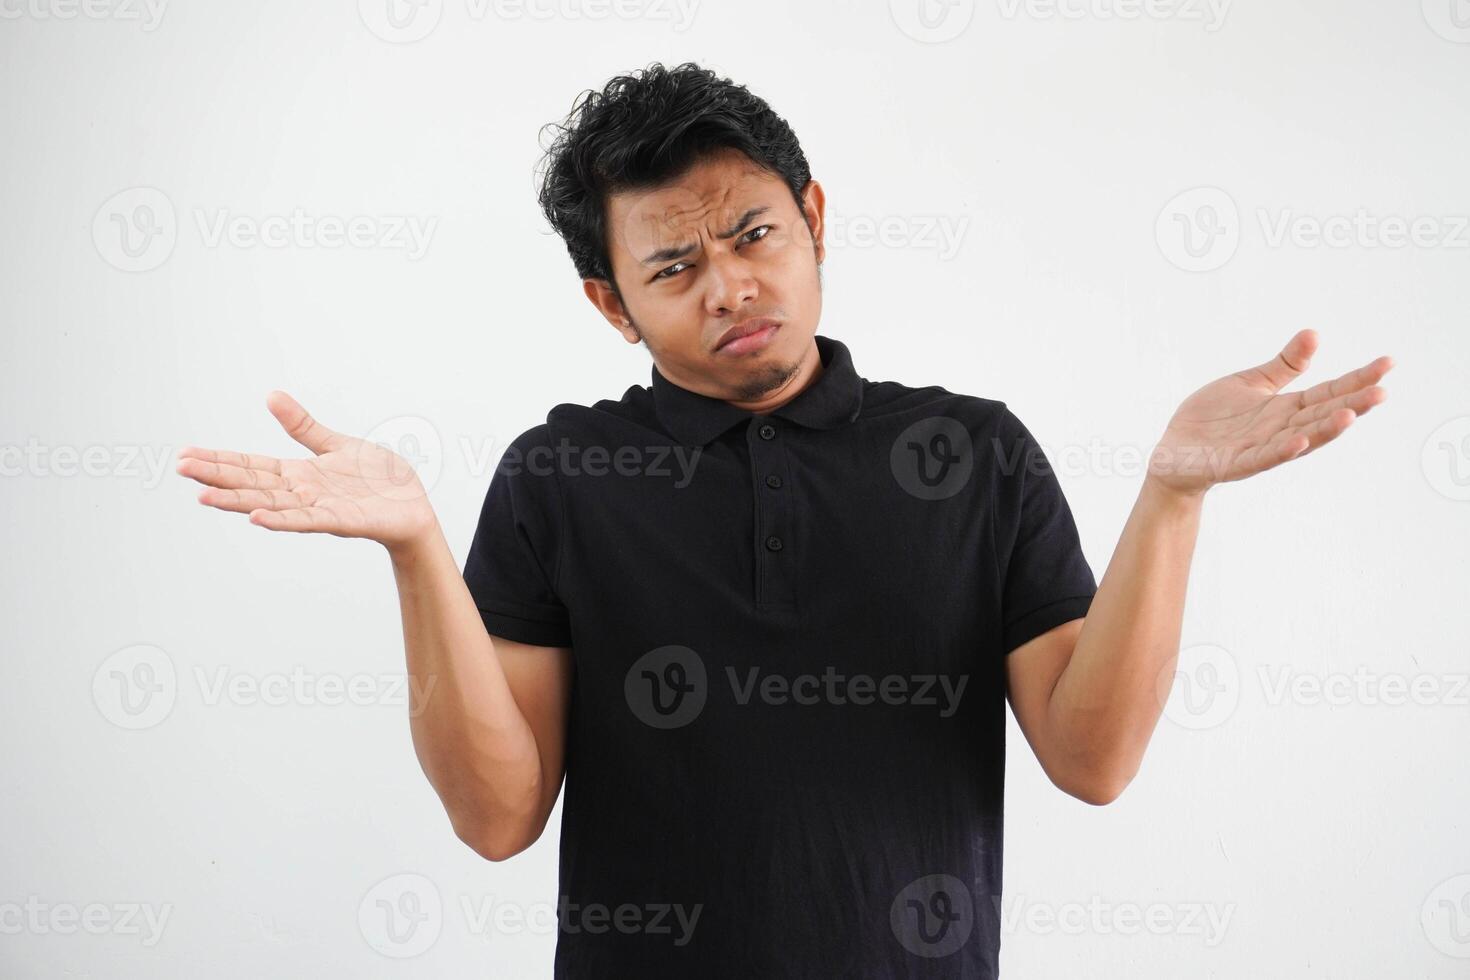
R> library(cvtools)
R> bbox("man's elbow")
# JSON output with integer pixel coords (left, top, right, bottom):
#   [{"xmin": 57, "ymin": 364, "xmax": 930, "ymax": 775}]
[
  {"xmin": 453, "ymin": 817, "xmax": 543, "ymax": 862},
  {"xmin": 1054, "ymin": 764, "xmax": 1133, "ymax": 806}
]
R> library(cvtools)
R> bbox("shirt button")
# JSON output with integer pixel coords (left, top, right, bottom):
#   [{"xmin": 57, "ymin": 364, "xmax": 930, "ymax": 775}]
[
  {"xmin": 758, "ymin": 423, "xmax": 776, "ymax": 440},
  {"xmin": 765, "ymin": 474, "xmax": 783, "ymax": 489},
  {"xmin": 765, "ymin": 535, "xmax": 783, "ymax": 552}
]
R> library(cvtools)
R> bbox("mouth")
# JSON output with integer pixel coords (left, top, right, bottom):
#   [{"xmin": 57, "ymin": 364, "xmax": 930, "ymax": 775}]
[{"xmin": 715, "ymin": 317, "xmax": 782, "ymax": 355}]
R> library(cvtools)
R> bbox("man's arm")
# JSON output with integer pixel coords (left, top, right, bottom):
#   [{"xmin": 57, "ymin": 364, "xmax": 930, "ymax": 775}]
[
  {"xmin": 1006, "ymin": 330, "xmax": 1391, "ymax": 806},
  {"xmin": 1006, "ymin": 477, "xmax": 1202, "ymax": 805},
  {"xmin": 175, "ymin": 391, "xmax": 576, "ymax": 858},
  {"xmin": 391, "ymin": 522, "xmax": 573, "ymax": 860}
]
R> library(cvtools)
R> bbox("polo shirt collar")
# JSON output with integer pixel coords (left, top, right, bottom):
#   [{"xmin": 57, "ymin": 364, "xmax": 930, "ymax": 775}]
[{"xmin": 651, "ymin": 334, "xmax": 864, "ymax": 447}]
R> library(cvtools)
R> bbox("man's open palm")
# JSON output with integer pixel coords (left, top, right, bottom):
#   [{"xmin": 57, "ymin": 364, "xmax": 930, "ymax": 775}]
[
  {"xmin": 1149, "ymin": 329, "xmax": 1393, "ymax": 496},
  {"xmin": 176, "ymin": 390, "xmax": 437, "ymax": 551}
]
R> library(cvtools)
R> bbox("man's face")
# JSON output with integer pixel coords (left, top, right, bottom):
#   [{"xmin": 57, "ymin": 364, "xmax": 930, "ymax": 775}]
[{"xmin": 586, "ymin": 147, "xmax": 826, "ymax": 404}]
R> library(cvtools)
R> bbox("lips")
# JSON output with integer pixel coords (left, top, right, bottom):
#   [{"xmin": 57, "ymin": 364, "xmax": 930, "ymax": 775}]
[{"xmin": 715, "ymin": 317, "xmax": 781, "ymax": 351}]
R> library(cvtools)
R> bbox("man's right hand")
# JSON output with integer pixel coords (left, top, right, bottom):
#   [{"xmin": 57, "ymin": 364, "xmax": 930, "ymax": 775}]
[{"xmin": 176, "ymin": 390, "xmax": 439, "ymax": 557}]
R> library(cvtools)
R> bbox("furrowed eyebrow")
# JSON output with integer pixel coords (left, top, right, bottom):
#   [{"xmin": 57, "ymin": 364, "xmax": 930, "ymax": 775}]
[{"xmin": 639, "ymin": 205, "xmax": 772, "ymax": 266}]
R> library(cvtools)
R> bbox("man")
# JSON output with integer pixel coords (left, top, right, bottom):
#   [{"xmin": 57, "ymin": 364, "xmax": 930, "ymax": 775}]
[{"xmin": 176, "ymin": 62, "xmax": 1392, "ymax": 978}]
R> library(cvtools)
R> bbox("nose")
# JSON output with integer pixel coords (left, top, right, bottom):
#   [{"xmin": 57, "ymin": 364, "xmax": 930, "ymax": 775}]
[{"xmin": 703, "ymin": 250, "xmax": 758, "ymax": 315}]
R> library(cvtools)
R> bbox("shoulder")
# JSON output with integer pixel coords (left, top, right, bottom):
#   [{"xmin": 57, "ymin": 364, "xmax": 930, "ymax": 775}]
[
  {"xmin": 857, "ymin": 374, "xmax": 1015, "ymax": 437},
  {"xmin": 540, "ymin": 383, "xmax": 664, "ymax": 442}
]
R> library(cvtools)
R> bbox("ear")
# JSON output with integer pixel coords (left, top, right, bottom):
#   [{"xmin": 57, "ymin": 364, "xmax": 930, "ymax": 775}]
[
  {"xmin": 583, "ymin": 278, "xmax": 640, "ymax": 344},
  {"xmin": 799, "ymin": 178, "xmax": 827, "ymax": 266}
]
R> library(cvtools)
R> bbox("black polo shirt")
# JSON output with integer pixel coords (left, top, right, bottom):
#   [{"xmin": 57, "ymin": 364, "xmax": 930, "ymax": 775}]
[{"xmin": 462, "ymin": 334, "xmax": 1097, "ymax": 979}]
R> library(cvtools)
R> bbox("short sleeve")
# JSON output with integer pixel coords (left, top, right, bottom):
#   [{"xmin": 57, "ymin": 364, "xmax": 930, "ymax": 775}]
[
  {"xmin": 992, "ymin": 407, "xmax": 1097, "ymax": 654},
  {"xmin": 462, "ymin": 423, "xmax": 573, "ymax": 648}
]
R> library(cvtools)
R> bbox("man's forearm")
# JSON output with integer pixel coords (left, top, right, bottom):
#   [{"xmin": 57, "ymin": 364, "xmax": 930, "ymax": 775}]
[
  {"xmin": 389, "ymin": 524, "xmax": 544, "ymax": 857},
  {"xmin": 1046, "ymin": 476, "xmax": 1206, "ymax": 800}
]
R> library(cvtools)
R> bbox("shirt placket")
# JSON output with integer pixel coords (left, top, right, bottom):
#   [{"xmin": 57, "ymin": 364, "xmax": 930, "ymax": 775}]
[{"xmin": 747, "ymin": 415, "xmax": 796, "ymax": 608}]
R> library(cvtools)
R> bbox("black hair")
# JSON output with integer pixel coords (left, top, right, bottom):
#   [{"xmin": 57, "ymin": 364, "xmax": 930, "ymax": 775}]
[{"xmin": 535, "ymin": 61, "xmax": 814, "ymax": 299}]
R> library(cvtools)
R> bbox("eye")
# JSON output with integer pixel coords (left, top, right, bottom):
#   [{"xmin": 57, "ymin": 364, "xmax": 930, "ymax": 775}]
[
  {"xmin": 742, "ymin": 225, "xmax": 773, "ymax": 246},
  {"xmin": 651, "ymin": 226, "xmax": 774, "ymax": 282}
]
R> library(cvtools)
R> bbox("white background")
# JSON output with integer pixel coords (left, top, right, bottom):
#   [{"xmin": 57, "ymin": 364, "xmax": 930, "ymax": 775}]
[{"xmin": 3, "ymin": 0, "xmax": 1468, "ymax": 976}]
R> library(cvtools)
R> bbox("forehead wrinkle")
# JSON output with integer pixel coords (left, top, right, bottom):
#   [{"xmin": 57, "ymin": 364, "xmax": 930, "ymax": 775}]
[{"xmin": 658, "ymin": 182, "xmax": 737, "ymax": 236}]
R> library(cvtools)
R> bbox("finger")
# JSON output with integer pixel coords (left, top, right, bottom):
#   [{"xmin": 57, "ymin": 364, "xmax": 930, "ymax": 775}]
[
  {"xmin": 196, "ymin": 485, "xmax": 307, "ymax": 515},
  {"xmin": 1296, "ymin": 354, "xmax": 1395, "ymax": 409},
  {"xmin": 1246, "ymin": 328, "xmax": 1319, "ymax": 392},
  {"xmin": 176, "ymin": 455, "xmax": 290, "ymax": 492},
  {"xmin": 266, "ymin": 390, "xmax": 347, "ymax": 456},
  {"xmin": 1279, "ymin": 407, "xmax": 1358, "ymax": 463},
  {"xmin": 248, "ymin": 505, "xmax": 343, "ymax": 534},
  {"xmin": 177, "ymin": 445, "xmax": 283, "ymax": 475},
  {"xmin": 1287, "ymin": 384, "xmax": 1388, "ymax": 429},
  {"xmin": 1234, "ymin": 407, "xmax": 1356, "ymax": 476}
]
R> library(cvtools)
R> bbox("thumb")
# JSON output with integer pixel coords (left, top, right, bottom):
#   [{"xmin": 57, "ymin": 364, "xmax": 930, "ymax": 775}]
[
  {"xmin": 1249, "ymin": 328, "xmax": 1318, "ymax": 392},
  {"xmin": 266, "ymin": 390, "xmax": 346, "ymax": 456}
]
